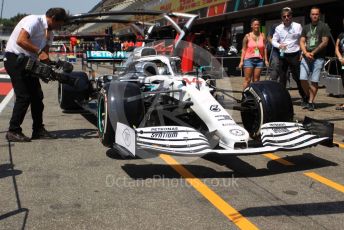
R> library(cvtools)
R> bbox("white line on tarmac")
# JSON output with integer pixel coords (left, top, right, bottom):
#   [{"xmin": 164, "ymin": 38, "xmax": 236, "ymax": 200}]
[
  {"xmin": 0, "ymin": 74, "xmax": 10, "ymax": 79},
  {"xmin": 0, "ymin": 89, "xmax": 14, "ymax": 114}
]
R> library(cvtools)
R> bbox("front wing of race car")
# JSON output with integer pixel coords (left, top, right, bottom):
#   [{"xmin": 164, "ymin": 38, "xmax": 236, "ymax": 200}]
[{"xmin": 115, "ymin": 122, "xmax": 328, "ymax": 156}]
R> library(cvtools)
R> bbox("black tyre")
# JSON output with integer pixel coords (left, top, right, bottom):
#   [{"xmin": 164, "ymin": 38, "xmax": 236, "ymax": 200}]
[
  {"xmin": 99, "ymin": 81, "xmax": 144, "ymax": 148},
  {"xmin": 58, "ymin": 71, "xmax": 89, "ymax": 110},
  {"xmin": 241, "ymin": 81, "xmax": 294, "ymax": 138},
  {"xmin": 97, "ymin": 91, "xmax": 114, "ymax": 147}
]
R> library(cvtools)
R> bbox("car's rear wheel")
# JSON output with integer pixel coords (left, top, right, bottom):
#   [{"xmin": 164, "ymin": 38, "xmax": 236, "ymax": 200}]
[
  {"xmin": 241, "ymin": 81, "xmax": 294, "ymax": 139},
  {"xmin": 58, "ymin": 71, "xmax": 89, "ymax": 111}
]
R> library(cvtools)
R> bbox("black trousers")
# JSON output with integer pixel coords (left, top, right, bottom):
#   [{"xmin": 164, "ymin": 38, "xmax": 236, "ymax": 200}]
[
  {"xmin": 278, "ymin": 52, "xmax": 307, "ymax": 100},
  {"xmin": 4, "ymin": 52, "xmax": 44, "ymax": 133}
]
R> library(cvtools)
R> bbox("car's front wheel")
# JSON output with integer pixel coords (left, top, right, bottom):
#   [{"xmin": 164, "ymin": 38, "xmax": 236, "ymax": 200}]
[
  {"xmin": 97, "ymin": 91, "xmax": 115, "ymax": 147},
  {"xmin": 241, "ymin": 81, "xmax": 294, "ymax": 139}
]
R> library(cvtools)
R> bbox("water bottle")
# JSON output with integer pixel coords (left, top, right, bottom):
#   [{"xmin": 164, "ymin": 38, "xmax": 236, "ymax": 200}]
[{"xmin": 280, "ymin": 49, "xmax": 285, "ymax": 58}]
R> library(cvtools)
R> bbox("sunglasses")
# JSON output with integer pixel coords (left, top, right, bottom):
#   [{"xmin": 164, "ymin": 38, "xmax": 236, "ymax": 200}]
[{"xmin": 282, "ymin": 14, "xmax": 292, "ymax": 19}]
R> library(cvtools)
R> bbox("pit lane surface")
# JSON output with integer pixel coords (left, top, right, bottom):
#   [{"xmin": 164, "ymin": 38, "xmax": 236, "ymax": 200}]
[
  {"xmin": 0, "ymin": 71, "xmax": 12, "ymax": 113},
  {"xmin": 1, "ymin": 78, "xmax": 344, "ymax": 229}
]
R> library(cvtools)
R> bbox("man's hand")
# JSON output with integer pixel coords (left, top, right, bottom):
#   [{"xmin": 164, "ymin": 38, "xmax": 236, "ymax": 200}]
[
  {"xmin": 339, "ymin": 58, "xmax": 344, "ymax": 65},
  {"xmin": 238, "ymin": 61, "xmax": 243, "ymax": 69},
  {"xmin": 279, "ymin": 44, "xmax": 287, "ymax": 50},
  {"xmin": 38, "ymin": 51, "xmax": 49, "ymax": 63},
  {"xmin": 265, "ymin": 60, "xmax": 269, "ymax": 67},
  {"xmin": 304, "ymin": 52, "xmax": 314, "ymax": 60}
]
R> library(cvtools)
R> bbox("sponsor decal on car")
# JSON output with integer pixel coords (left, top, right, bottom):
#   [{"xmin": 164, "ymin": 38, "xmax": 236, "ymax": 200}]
[
  {"xmin": 229, "ymin": 129, "xmax": 245, "ymax": 136},
  {"xmin": 122, "ymin": 128, "xmax": 132, "ymax": 147},
  {"xmin": 151, "ymin": 127, "xmax": 178, "ymax": 131},
  {"xmin": 269, "ymin": 123, "xmax": 289, "ymax": 133},
  {"xmin": 86, "ymin": 50, "xmax": 129, "ymax": 60},
  {"xmin": 183, "ymin": 77, "xmax": 203, "ymax": 86},
  {"xmin": 210, "ymin": 104, "xmax": 221, "ymax": 112},
  {"xmin": 215, "ymin": 115, "xmax": 232, "ymax": 121},
  {"xmin": 151, "ymin": 132, "xmax": 178, "ymax": 138}
]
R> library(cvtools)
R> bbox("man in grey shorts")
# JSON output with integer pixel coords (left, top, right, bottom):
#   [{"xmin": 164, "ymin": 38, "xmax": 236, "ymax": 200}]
[{"xmin": 300, "ymin": 6, "xmax": 330, "ymax": 111}]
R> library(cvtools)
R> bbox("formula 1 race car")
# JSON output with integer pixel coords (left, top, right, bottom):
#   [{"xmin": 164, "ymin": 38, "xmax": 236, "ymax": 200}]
[{"xmin": 56, "ymin": 11, "xmax": 330, "ymax": 157}]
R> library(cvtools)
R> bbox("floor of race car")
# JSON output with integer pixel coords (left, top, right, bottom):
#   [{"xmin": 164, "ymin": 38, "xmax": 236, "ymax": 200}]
[{"xmin": 1, "ymin": 67, "xmax": 344, "ymax": 229}]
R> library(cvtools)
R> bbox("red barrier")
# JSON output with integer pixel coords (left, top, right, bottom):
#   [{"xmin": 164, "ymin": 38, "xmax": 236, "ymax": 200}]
[{"xmin": 0, "ymin": 82, "xmax": 12, "ymax": 95}]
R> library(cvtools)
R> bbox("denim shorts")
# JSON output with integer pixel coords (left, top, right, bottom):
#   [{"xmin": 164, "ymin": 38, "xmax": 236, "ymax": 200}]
[
  {"xmin": 300, "ymin": 57, "xmax": 325, "ymax": 83},
  {"xmin": 244, "ymin": 58, "xmax": 264, "ymax": 68}
]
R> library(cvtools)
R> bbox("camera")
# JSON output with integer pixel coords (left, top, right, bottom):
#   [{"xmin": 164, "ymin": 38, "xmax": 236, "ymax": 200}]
[{"xmin": 17, "ymin": 54, "xmax": 76, "ymax": 86}]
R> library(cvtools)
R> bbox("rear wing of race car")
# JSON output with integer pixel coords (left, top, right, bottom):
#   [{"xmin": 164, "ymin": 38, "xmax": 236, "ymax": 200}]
[
  {"xmin": 82, "ymin": 50, "xmax": 131, "ymax": 74},
  {"xmin": 84, "ymin": 50, "xmax": 130, "ymax": 62},
  {"xmin": 67, "ymin": 10, "xmax": 198, "ymax": 51}
]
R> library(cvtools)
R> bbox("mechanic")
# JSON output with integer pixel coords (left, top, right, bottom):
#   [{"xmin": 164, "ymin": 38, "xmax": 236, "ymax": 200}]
[
  {"xmin": 239, "ymin": 18, "xmax": 269, "ymax": 89},
  {"xmin": 4, "ymin": 8, "xmax": 68, "ymax": 142},
  {"xmin": 300, "ymin": 6, "xmax": 331, "ymax": 111},
  {"xmin": 335, "ymin": 18, "xmax": 344, "ymax": 111},
  {"xmin": 272, "ymin": 7, "xmax": 308, "ymax": 107}
]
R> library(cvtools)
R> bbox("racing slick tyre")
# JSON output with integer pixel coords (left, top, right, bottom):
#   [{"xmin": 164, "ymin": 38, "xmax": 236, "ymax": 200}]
[
  {"xmin": 97, "ymin": 91, "xmax": 114, "ymax": 147},
  {"xmin": 58, "ymin": 71, "xmax": 89, "ymax": 110},
  {"xmin": 100, "ymin": 81, "xmax": 144, "ymax": 149},
  {"xmin": 241, "ymin": 81, "xmax": 293, "ymax": 139}
]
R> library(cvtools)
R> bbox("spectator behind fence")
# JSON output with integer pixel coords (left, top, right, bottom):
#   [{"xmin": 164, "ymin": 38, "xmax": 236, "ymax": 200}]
[
  {"xmin": 113, "ymin": 37, "xmax": 122, "ymax": 51},
  {"xmin": 272, "ymin": 7, "xmax": 307, "ymax": 106},
  {"xmin": 239, "ymin": 18, "xmax": 269, "ymax": 89},
  {"xmin": 300, "ymin": 6, "xmax": 331, "ymax": 111},
  {"xmin": 335, "ymin": 18, "xmax": 344, "ymax": 111}
]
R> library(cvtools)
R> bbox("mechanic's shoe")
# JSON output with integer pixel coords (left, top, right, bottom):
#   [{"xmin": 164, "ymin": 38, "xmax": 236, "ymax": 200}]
[
  {"xmin": 335, "ymin": 104, "xmax": 344, "ymax": 110},
  {"xmin": 307, "ymin": 103, "xmax": 315, "ymax": 111},
  {"xmin": 31, "ymin": 127, "xmax": 57, "ymax": 140},
  {"xmin": 301, "ymin": 101, "xmax": 309, "ymax": 109},
  {"xmin": 6, "ymin": 131, "xmax": 31, "ymax": 142}
]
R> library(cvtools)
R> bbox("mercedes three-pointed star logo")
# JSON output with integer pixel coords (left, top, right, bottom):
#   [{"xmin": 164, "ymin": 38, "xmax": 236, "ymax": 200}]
[{"xmin": 122, "ymin": 128, "xmax": 131, "ymax": 147}]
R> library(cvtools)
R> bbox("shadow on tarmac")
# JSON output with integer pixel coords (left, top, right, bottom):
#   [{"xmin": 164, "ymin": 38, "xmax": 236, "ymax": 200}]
[
  {"xmin": 315, "ymin": 102, "xmax": 336, "ymax": 109},
  {"xmin": 121, "ymin": 163, "xmax": 233, "ymax": 179},
  {"xmin": 0, "ymin": 163, "xmax": 21, "ymax": 179},
  {"xmin": 202, "ymin": 153, "xmax": 337, "ymax": 178},
  {"xmin": 50, "ymin": 129, "xmax": 97, "ymax": 139},
  {"xmin": 117, "ymin": 153, "xmax": 337, "ymax": 180},
  {"xmin": 239, "ymin": 201, "xmax": 344, "ymax": 217},
  {"xmin": 0, "ymin": 141, "xmax": 29, "ymax": 230}
]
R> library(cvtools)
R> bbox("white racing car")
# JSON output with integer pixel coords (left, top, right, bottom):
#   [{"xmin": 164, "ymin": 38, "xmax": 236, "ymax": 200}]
[{"xmin": 57, "ymin": 11, "xmax": 331, "ymax": 157}]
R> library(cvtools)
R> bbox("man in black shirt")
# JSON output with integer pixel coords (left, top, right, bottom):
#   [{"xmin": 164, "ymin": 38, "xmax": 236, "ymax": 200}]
[{"xmin": 300, "ymin": 6, "xmax": 331, "ymax": 111}]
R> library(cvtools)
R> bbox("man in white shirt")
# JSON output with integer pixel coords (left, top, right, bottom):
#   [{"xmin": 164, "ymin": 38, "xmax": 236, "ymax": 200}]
[
  {"xmin": 272, "ymin": 7, "xmax": 307, "ymax": 105},
  {"xmin": 4, "ymin": 8, "xmax": 68, "ymax": 142}
]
